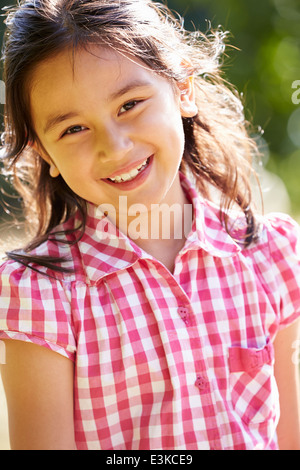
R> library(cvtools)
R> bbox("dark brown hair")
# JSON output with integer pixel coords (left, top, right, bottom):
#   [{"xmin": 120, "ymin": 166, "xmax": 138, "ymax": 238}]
[{"xmin": 1, "ymin": 0, "xmax": 259, "ymax": 272}]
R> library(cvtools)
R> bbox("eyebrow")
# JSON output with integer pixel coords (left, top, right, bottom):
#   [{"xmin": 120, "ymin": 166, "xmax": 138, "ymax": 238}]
[
  {"xmin": 108, "ymin": 79, "xmax": 153, "ymax": 102},
  {"xmin": 43, "ymin": 112, "xmax": 80, "ymax": 134},
  {"xmin": 43, "ymin": 79, "xmax": 153, "ymax": 135}
]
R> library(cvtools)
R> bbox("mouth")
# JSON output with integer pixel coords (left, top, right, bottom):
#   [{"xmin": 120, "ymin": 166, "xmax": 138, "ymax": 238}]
[{"xmin": 105, "ymin": 156, "xmax": 151, "ymax": 184}]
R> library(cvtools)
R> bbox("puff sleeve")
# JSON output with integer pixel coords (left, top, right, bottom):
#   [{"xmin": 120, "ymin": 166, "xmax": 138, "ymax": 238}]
[
  {"xmin": 263, "ymin": 213, "xmax": 300, "ymax": 329},
  {"xmin": 0, "ymin": 260, "xmax": 76, "ymax": 361}
]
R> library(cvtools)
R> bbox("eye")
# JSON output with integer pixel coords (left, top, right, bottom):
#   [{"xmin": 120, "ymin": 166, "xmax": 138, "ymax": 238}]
[
  {"xmin": 62, "ymin": 125, "xmax": 87, "ymax": 136},
  {"xmin": 119, "ymin": 100, "xmax": 141, "ymax": 115}
]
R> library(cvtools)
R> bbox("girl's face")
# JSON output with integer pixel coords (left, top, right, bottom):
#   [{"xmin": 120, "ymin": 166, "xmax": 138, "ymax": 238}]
[{"xmin": 29, "ymin": 46, "xmax": 197, "ymax": 217}]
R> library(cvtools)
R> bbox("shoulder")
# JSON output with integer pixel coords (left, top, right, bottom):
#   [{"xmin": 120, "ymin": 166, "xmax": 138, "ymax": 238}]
[
  {"xmin": 0, "ymin": 255, "xmax": 74, "ymax": 314},
  {"xmin": 237, "ymin": 210, "xmax": 300, "ymax": 276},
  {"xmin": 0, "ymin": 214, "xmax": 87, "ymax": 283},
  {"xmin": 250, "ymin": 211, "xmax": 300, "ymax": 259},
  {"xmin": 0, "ymin": 220, "xmax": 80, "ymax": 341},
  {"xmin": 252, "ymin": 211, "xmax": 300, "ymax": 286}
]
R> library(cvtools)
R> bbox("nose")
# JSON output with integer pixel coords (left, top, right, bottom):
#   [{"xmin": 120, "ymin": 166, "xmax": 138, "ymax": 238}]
[{"xmin": 96, "ymin": 122, "xmax": 134, "ymax": 162}]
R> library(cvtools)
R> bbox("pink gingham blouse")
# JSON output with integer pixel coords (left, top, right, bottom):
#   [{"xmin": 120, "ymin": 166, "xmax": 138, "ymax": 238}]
[{"xmin": 1, "ymin": 174, "xmax": 300, "ymax": 450}]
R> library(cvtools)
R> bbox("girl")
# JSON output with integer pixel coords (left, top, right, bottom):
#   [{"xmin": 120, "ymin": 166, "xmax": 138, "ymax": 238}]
[{"xmin": 0, "ymin": 0, "xmax": 299, "ymax": 450}]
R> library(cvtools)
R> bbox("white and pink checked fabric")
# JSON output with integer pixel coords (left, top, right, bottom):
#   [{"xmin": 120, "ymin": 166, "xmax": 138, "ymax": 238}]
[{"xmin": 1, "ymin": 173, "xmax": 300, "ymax": 450}]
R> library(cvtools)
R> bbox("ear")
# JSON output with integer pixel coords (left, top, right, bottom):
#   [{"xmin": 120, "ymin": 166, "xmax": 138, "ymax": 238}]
[
  {"xmin": 177, "ymin": 76, "xmax": 198, "ymax": 118},
  {"xmin": 28, "ymin": 140, "xmax": 60, "ymax": 178}
]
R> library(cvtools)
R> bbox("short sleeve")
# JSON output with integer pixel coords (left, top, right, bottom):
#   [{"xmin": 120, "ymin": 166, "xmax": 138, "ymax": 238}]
[
  {"xmin": 265, "ymin": 213, "xmax": 300, "ymax": 329},
  {"xmin": 0, "ymin": 260, "xmax": 76, "ymax": 361}
]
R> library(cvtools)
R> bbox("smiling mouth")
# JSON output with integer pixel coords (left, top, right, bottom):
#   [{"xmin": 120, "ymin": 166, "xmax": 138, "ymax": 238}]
[{"xmin": 106, "ymin": 157, "xmax": 151, "ymax": 184}]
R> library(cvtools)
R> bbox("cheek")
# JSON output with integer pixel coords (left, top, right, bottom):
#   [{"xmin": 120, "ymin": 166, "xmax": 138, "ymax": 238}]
[
  {"xmin": 143, "ymin": 108, "xmax": 185, "ymax": 149},
  {"xmin": 53, "ymin": 158, "xmax": 91, "ymax": 194},
  {"xmin": 47, "ymin": 145, "xmax": 90, "ymax": 177},
  {"xmin": 165, "ymin": 115, "xmax": 186, "ymax": 157}
]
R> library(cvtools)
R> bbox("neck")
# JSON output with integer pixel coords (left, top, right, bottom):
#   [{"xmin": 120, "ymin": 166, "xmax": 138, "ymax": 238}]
[{"xmin": 114, "ymin": 177, "xmax": 193, "ymax": 272}]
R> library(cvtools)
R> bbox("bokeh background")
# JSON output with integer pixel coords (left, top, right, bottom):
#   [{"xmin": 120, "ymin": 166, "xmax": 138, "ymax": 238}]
[{"xmin": 0, "ymin": 0, "xmax": 299, "ymax": 450}]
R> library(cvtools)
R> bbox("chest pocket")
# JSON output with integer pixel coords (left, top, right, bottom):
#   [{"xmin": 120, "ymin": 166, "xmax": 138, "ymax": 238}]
[{"xmin": 228, "ymin": 341, "xmax": 278, "ymax": 425}]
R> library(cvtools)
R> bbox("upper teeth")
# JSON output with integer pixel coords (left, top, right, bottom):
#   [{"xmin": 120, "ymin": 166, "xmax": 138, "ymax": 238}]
[{"xmin": 108, "ymin": 158, "xmax": 149, "ymax": 183}]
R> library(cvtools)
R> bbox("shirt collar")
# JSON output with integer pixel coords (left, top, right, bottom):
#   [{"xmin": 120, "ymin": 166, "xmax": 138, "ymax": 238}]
[
  {"xmin": 75, "ymin": 173, "xmax": 242, "ymax": 283},
  {"xmin": 180, "ymin": 173, "xmax": 243, "ymax": 258}
]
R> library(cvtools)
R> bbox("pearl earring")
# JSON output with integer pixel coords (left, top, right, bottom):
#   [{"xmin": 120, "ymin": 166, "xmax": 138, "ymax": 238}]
[{"xmin": 49, "ymin": 163, "xmax": 60, "ymax": 178}]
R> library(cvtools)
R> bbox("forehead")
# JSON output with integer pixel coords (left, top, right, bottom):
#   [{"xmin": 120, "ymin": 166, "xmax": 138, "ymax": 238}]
[{"xmin": 29, "ymin": 45, "xmax": 169, "ymax": 104}]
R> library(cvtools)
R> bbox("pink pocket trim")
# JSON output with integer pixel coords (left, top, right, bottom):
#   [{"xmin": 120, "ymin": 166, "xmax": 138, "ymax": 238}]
[{"xmin": 228, "ymin": 341, "xmax": 274, "ymax": 373}]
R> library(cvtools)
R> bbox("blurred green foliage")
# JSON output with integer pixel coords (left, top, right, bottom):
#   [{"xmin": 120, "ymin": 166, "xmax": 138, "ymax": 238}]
[
  {"xmin": 0, "ymin": 0, "xmax": 299, "ymax": 220},
  {"xmin": 166, "ymin": 0, "xmax": 300, "ymax": 217}
]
